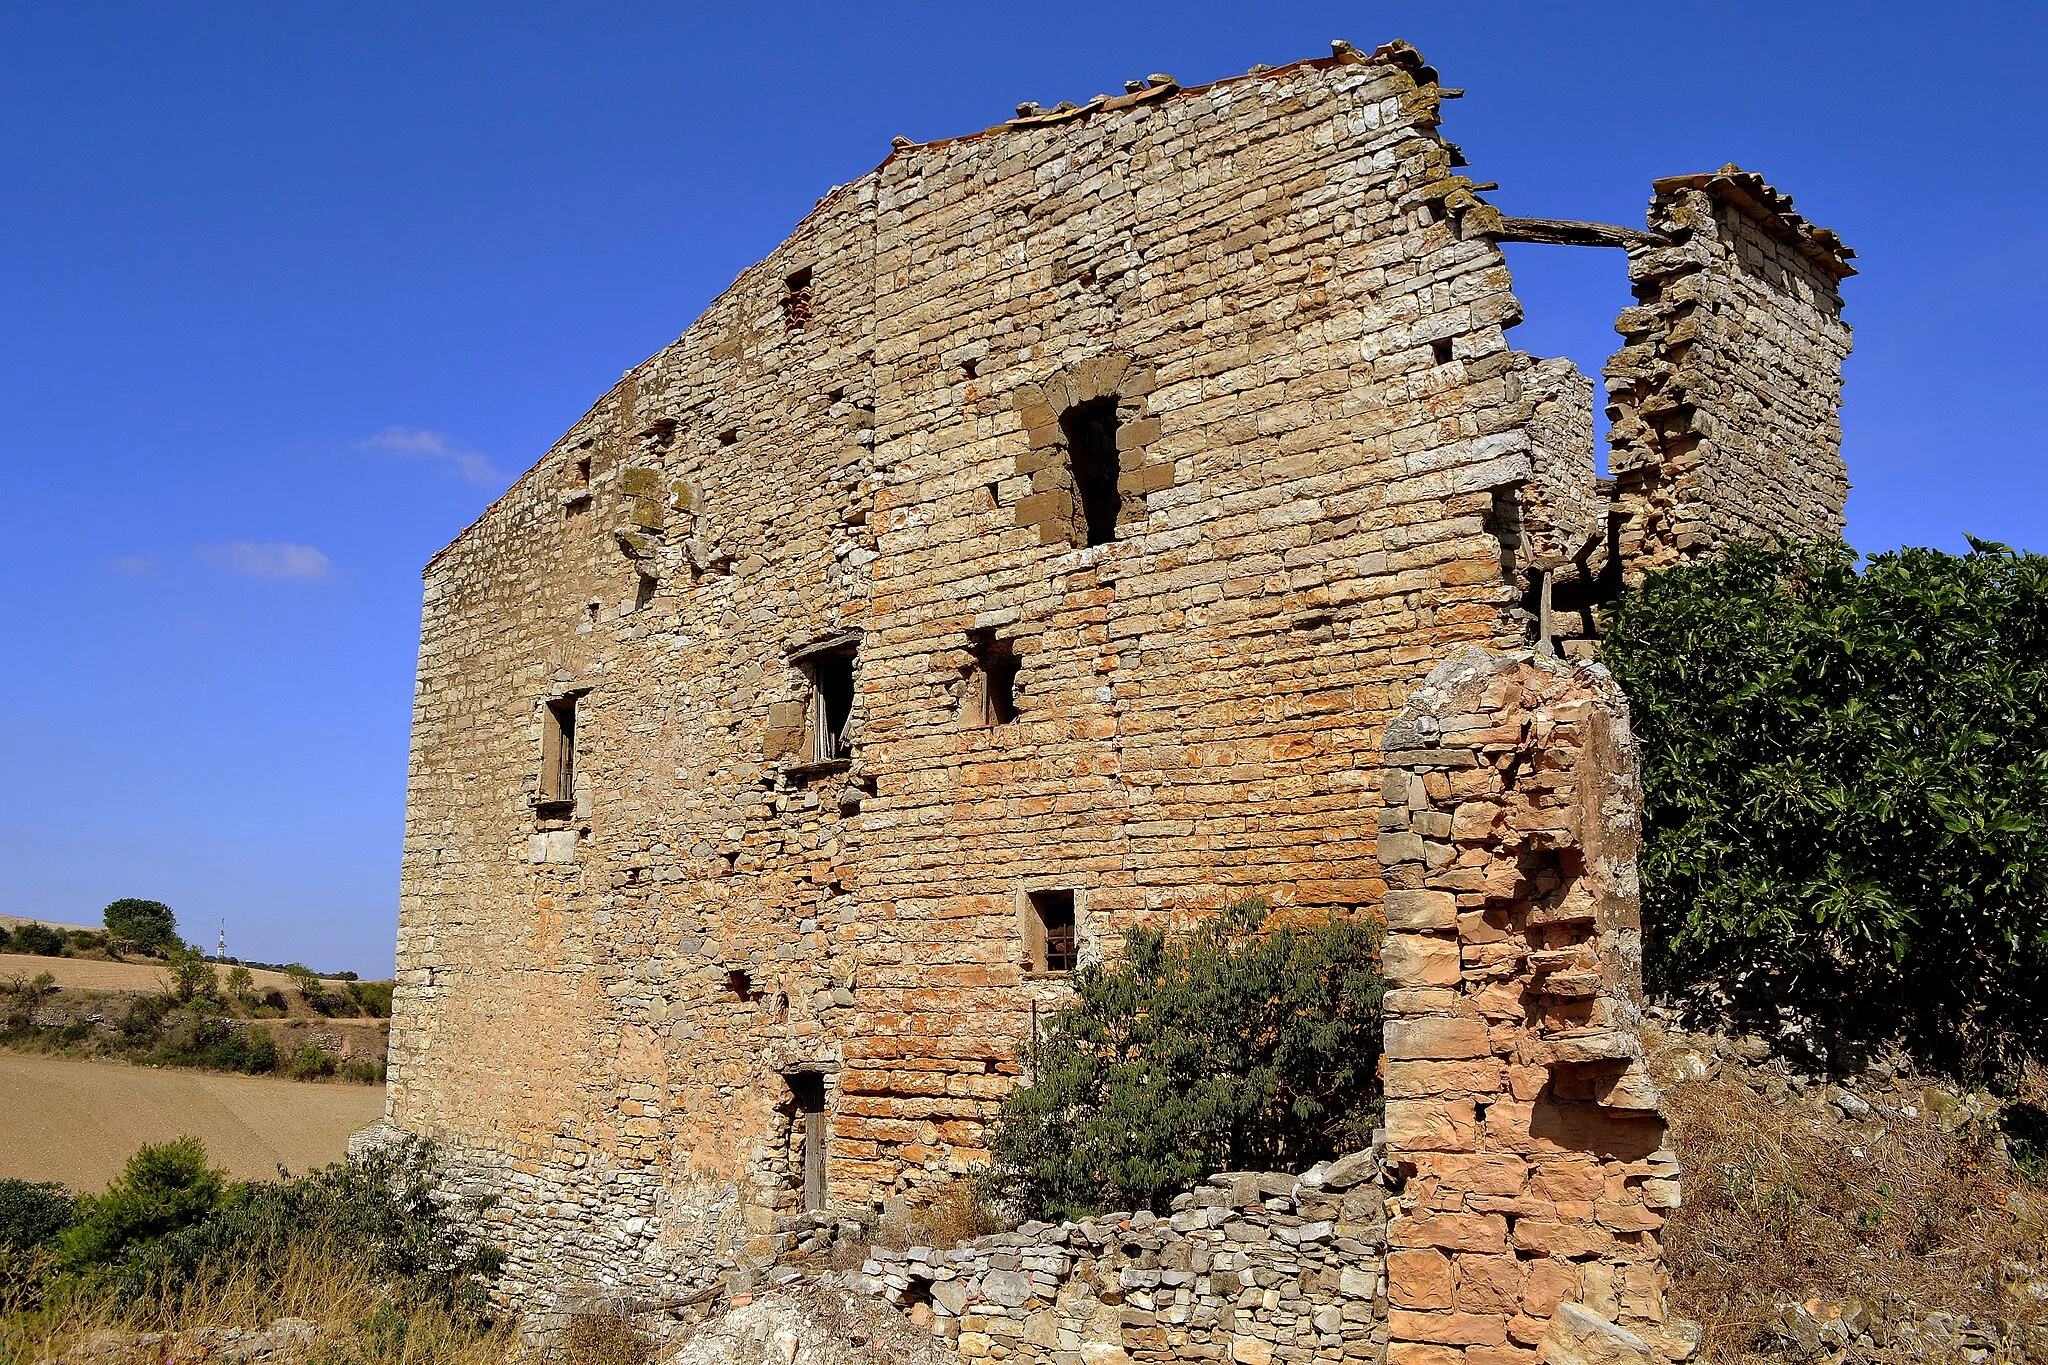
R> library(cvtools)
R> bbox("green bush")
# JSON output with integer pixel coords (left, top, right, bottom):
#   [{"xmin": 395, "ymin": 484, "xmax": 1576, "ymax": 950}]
[
  {"xmin": 99, "ymin": 1136, "xmax": 501, "ymax": 1310},
  {"xmin": 9, "ymin": 923, "xmax": 67, "ymax": 957},
  {"xmin": 0, "ymin": 1180, "xmax": 75, "ymax": 1253},
  {"xmin": 340, "ymin": 1057, "xmax": 387, "ymax": 1085},
  {"xmin": 284, "ymin": 1043, "xmax": 337, "ymax": 1080},
  {"xmin": 1600, "ymin": 539, "xmax": 2048, "ymax": 1078},
  {"xmin": 166, "ymin": 948, "xmax": 219, "ymax": 1004},
  {"xmin": 56, "ymin": 1138, "xmax": 227, "ymax": 1271},
  {"xmin": 984, "ymin": 899, "xmax": 1385, "ymax": 1221},
  {"xmin": 344, "ymin": 980, "xmax": 395, "ymax": 1018},
  {"xmin": 14, "ymin": 1136, "xmax": 499, "ymax": 1317},
  {"xmin": 100, "ymin": 900, "xmax": 179, "ymax": 955}
]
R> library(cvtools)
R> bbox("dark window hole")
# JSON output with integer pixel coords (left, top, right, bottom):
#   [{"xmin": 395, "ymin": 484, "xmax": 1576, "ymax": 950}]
[{"xmin": 1060, "ymin": 397, "xmax": 1123, "ymax": 547}]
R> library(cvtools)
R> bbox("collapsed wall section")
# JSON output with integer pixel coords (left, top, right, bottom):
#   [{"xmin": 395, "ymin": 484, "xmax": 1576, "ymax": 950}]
[
  {"xmin": 1606, "ymin": 168, "xmax": 1855, "ymax": 576},
  {"xmin": 1377, "ymin": 649, "xmax": 1691, "ymax": 1364}
]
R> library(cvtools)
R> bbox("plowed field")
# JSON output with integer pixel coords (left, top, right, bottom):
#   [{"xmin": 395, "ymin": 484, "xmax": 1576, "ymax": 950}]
[{"xmin": 0, "ymin": 1052, "xmax": 383, "ymax": 1191}]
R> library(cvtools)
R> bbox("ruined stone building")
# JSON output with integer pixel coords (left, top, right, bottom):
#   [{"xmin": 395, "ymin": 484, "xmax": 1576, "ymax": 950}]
[{"xmin": 377, "ymin": 38, "xmax": 1853, "ymax": 1358}]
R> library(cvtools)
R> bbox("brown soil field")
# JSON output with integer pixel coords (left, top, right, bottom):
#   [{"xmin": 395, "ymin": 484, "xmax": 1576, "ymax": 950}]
[
  {"xmin": 0, "ymin": 954, "xmax": 350, "ymax": 996},
  {"xmin": 0, "ymin": 1052, "xmax": 384, "ymax": 1191}
]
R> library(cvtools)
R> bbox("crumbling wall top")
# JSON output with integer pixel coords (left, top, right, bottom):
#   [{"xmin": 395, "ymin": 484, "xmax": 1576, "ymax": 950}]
[{"xmin": 1652, "ymin": 163, "xmax": 1856, "ymax": 280}]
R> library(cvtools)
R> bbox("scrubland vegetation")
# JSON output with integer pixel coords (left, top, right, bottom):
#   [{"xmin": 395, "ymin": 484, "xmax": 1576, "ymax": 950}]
[{"xmin": 0, "ymin": 1137, "xmax": 507, "ymax": 1365}]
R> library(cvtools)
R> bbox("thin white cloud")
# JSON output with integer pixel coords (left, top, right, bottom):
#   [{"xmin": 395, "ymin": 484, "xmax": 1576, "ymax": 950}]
[
  {"xmin": 357, "ymin": 426, "xmax": 502, "ymax": 484},
  {"xmin": 109, "ymin": 555, "xmax": 155, "ymax": 575},
  {"xmin": 201, "ymin": 541, "xmax": 334, "ymax": 581}
]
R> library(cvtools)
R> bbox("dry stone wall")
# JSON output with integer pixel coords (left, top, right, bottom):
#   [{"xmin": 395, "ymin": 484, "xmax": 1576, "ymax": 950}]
[{"xmin": 854, "ymin": 1155, "xmax": 1394, "ymax": 1365}]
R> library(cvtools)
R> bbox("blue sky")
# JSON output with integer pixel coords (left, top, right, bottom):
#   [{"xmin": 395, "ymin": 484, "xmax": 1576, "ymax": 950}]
[{"xmin": 3, "ymin": 3, "xmax": 2042, "ymax": 975}]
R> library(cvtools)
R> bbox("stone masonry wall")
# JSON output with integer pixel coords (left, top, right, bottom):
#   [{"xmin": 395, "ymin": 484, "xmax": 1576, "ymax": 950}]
[
  {"xmin": 1375, "ymin": 648, "xmax": 1689, "ymax": 1365},
  {"xmin": 386, "ymin": 41, "xmax": 1559, "ymax": 1321},
  {"xmin": 1606, "ymin": 167, "xmax": 1855, "ymax": 577},
  {"xmin": 854, "ymin": 1154, "xmax": 1394, "ymax": 1365}
]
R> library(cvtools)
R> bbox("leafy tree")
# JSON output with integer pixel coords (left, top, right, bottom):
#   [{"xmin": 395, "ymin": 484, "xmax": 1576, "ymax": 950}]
[
  {"xmin": 165, "ymin": 947, "xmax": 218, "ymax": 1004},
  {"xmin": 224, "ymin": 964, "xmax": 255, "ymax": 1004},
  {"xmin": 56, "ymin": 1138, "xmax": 227, "ymax": 1270},
  {"xmin": 1599, "ymin": 539, "xmax": 2048, "ymax": 1078},
  {"xmin": 984, "ymin": 899, "xmax": 1385, "ymax": 1221},
  {"xmin": 101, "ymin": 900, "xmax": 178, "ymax": 954}
]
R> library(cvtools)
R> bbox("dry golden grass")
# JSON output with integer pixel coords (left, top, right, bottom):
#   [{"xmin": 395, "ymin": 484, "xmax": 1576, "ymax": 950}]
[
  {"xmin": 550, "ymin": 1314, "xmax": 648, "ymax": 1365},
  {"xmin": 1660, "ymin": 1055, "xmax": 2048, "ymax": 1362},
  {"xmin": 0, "ymin": 1245, "xmax": 513, "ymax": 1365}
]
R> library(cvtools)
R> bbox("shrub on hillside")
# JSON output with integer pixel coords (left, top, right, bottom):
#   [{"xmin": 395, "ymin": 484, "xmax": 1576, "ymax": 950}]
[
  {"xmin": 1600, "ymin": 539, "xmax": 2048, "ymax": 1078},
  {"xmin": 167, "ymin": 948, "xmax": 219, "ymax": 1004},
  {"xmin": 101, "ymin": 899, "xmax": 178, "ymax": 955},
  {"xmin": 984, "ymin": 899, "xmax": 1385, "ymax": 1221},
  {"xmin": 0, "ymin": 1180, "xmax": 75, "ymax": 1254},
  {"xmin": 284, "ymin": 1043, "xmax": 338, "ymax": 1080},
  {"xmin": 9, "ymin": 923, "xmax": 67, "ymax": 957},
  {"xmin": 344, "ymin": 980, "xmax": 395, "ymax": 1018}
]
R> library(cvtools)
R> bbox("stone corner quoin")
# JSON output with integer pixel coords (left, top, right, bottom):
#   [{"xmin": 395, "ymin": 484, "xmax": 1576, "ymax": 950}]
[{"xmin": 376, "ymin": 35, "xmax": 1853, "ymax": 1362}]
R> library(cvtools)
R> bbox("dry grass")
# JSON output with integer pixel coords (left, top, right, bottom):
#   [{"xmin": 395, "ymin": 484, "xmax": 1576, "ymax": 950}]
[
  {"xmin": 1660, "ymin": 1054, "xmax": 2048, "ymax": 1361},
  {"xmin": 550, "ymin": 1314, "xmax": 647, "ymax": 1365},
  {"xmin": 0, "ymin": 1245, "xmax": 513, "ymax": 1365},
  {"xmin": 824, "ymin": 1177, "xmax": 1010, "ymax": 1272}
]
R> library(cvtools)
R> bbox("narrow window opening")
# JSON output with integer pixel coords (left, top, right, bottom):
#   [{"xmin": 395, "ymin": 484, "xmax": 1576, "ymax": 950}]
[
  {"xmin": 634, "ymin": 573, "xmax": 657, "ymax": 612},
  {"xmin": 540, "ymin": 696, "xmax": 577, "ymax": 809},
  {"xmin": 1431, "ymin": 338, "xmax": 1455, "ymax": 366},
  {"xmin": 807, "ymin": 645, "xmax": 857, "ymax": 764},
  {"xmin": 786, "ymin": 1071, "xmax": 828, "ymax": 1213},
  {"xmin": 719, "ymin": 429, "xmax": 739, "ymax": 447},
  {"xmin": 1025, "ymin": 890, "xmax": 1078, "ymax": 974},
  {"xmin": 1485, "ymin": 485, "xmax": 1523, "ymax": 584},
  {"xmin": 967, "ymin": 630, "xmax": 1020, "ymax": 728},
  {"xmin": 575, "ymin": 456, "xmax": 592, "ymax": 486},
  {"xmin": 726, "ymin": 969, "xmax": 756, "ymax": 1002},
  {"xmin": 585, "ymin": 601, "xmax": 600, "ymax": 624},
  {"xmin": 1060, "ymin": 397, "xmax": 1123, "ymax": 547},
  {"xmin": 961, "ymin": 358, "xmax": 979, "ymax": 380},
  {"xmin": 781, "ymin": 267, "xmax": 814, "ymax": 333}
]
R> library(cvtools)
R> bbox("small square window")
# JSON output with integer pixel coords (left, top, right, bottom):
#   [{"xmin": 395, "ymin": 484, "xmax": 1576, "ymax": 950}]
[{"xmin": 1025, "ymin": 890, "xmax": 1078, "ymax": 974}]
